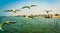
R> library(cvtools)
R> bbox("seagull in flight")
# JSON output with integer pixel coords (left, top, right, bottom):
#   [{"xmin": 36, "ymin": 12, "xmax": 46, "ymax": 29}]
[
  {"xmin": 4, "ymin": 9, "xmax": 21, "ymax": 13},
  {"xmin": 0, "ymin": 21, "xmax": 16, "ymax": 31}
]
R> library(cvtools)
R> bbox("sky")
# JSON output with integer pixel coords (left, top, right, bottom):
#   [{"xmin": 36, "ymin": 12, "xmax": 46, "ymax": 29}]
[{"xmin": 0, "ymin": 0, "xmax": 60, "ymax": 16}]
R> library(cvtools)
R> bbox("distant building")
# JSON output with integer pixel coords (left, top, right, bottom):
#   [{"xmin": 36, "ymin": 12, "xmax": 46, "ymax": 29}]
[
  {"xmin": 42, "ymin": 14, "xmax": 60, "ymax": 18},
  {"xmin": 52, "ymin": 14, "xmax": 60, "ymax": 18}
]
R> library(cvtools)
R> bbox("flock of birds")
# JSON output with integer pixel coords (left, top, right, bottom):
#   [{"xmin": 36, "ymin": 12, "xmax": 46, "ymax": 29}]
[
  {"xmin": 1, "ymin": 4, "xmax": 52, "ymax": 19},
  {"xmin": 4, "ymin": 5, "xmax": 36, "ymax": 13},
  {"xmin": 0, "ymin": 5, "xmax": 52, "ymax": 31},
  {"xmin": 0, "ymin": 5, "xmax": 36, "ymax": 31},
  {"xmin": 3, "ymin": 5, "xmax": 36, "ymax": 18}
]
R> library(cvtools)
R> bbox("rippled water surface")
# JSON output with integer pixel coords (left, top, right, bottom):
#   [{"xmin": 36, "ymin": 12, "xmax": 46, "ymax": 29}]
[{"xmin": 0, "ymin": 16, "xmax": 60, "ymax": 33}]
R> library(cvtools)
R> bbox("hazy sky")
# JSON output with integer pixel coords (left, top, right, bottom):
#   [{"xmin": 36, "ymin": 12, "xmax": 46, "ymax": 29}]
[{"xmin": 0, "ymin": 0, "xmax": 60, "ymax": 16}]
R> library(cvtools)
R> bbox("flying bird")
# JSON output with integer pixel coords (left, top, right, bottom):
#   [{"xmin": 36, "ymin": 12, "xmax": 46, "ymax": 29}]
[
  {"xmin": 4, "ymin": 9, "xmax": 21, "ymax": 16},
  {"xmin": 30, "ymin": 5, "xmax": 36, "ymax": 7},
  {"xmin": 4, "ymin": 9, "xmax": 21, "ymax": 13},
  {"xmin": 0, "ymin": 21, "xmax": 16, "ymax": 31},
  {"xmin": 22, "ymin": 5, "xmax": 36, "ymax": 10},
  {"xmin": 22, "ymin": 5, "xmax": 36, "ymax": 19},
  {"xmin": 45, "ymin": 10, "xmax": 52, "ymax": 14}
]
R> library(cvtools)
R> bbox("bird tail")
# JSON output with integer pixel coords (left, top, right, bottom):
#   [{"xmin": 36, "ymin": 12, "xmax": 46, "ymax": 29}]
[{"xmin": 0, "ymin": 27, "xmax": 4, "ymax": 31}]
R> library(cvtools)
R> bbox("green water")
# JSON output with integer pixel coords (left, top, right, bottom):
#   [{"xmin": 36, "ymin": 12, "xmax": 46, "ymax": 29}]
[{"xmin": 0, "ymin": 16, "xmax": 60, "ymax": 33}]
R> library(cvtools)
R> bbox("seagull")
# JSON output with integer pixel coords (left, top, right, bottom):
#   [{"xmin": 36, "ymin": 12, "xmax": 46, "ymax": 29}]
[
  {"xmin": 0, "ymin": 21, "xmax": 16, "ymax": 31},
  {"xmin": 22, "ymin": 5, "xmax": 36, "ymax": 10},
  {"xmin": 4, "ymin": 9, "xmax": 21, "ymax": 13},
  {"xmin": 45, "ymin": 10, "xmax": 52, "ymax": 14},
  {"xmin": 4, "ymin": 9, "xmax": 21, "ymax": 16},
  {"xmin": 22, "ymin": 5, "xmax": 36, "ymax": 19}
]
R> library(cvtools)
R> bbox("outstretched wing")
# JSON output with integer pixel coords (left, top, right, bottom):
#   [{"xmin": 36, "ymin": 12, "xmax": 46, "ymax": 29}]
[
  {"xmin": 22, "ymin": 6, "xmax": 30, "ymax": 9},
  {"xmin": 4, "ymin": 10, "xmax": 13, "ymax": 12},
  {"xmin": 1, "ymin": 21, "xmax": 16, "ymax": 26},
  {"xmin": 15, "ymin": 10, "xmax": 21, "ymax": 11},
  {"xmin": 0, "ymin": 27, "xmax": 4, "ymax": 31},
  {"xmin": 31, "ymin": 5, "xmax": 36, "ymax": 7},
  {"xmin": 45, "ymin": 10, "xmax": 49, "ymax": 13},
  {"xmin": 4, "ymin": 10, "xmax": 21, "ymax": 12},
  {"xmin": 4, "ymin": 21, "xmax": 16, "ymax": 25}
]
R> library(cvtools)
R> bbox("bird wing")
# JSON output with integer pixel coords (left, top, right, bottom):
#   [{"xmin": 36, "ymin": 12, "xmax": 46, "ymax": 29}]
[
  {"xmin": 4, "ymin": 10, "xmax": 13, "ymax": 12},
  {"xmin": 4, "ymin": 10, "xmax": 21, "ymax": 12},
  {"xmin": 0, "ymin": 27, "xmax": 4, "ymax": 31},
  {"xmin": 15, "ymin": 10, "xmax": 21, "ymax": 11},
  {"xmin": 31, "ymin": 5, "xmax": 36, "ymax": 7},
  {"xmin": 1, "ymin": 21, "xmax": 16, "ymax": 26},
  {"xmin": 0, "ymin": 21, "xmax": 16, "ymax": 31},
  {"xmin": 4, "ymin": 21, "xmax": 16, "ymax": 25},
  {"xmin": 45, "ymin": 10, "xmax": 49, "ymax": 13},
  {"xmin": 8, "ymin": 21, "xmax": 16, "ymax": 24},
  {"xmin": 22, "ymin": 6, "xmax": 30, "ymax": 9}
]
